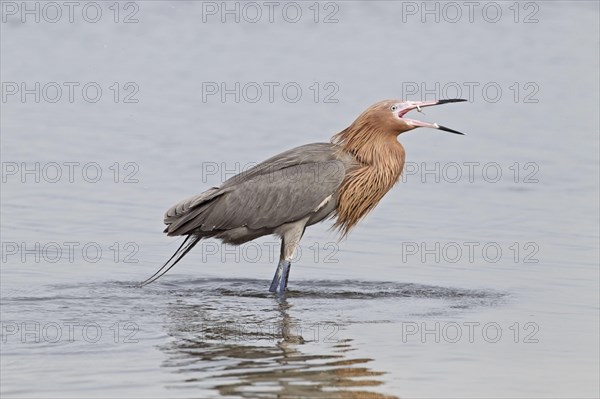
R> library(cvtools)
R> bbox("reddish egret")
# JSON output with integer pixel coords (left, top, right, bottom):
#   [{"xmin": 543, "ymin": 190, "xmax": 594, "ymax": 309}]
[{"xmin": 140, "ymin": 99, "xmax": 466, "ymax": 295}]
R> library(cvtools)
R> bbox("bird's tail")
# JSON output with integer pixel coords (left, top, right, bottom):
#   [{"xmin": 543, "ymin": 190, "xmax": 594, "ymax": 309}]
[{"xmin": 138, "ymin": 235, "xmax": 201, "ymax": 287}]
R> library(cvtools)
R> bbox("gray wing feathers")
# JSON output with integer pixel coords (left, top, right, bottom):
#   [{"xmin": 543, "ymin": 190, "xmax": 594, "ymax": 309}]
[
  {"xmin": 221, "ymin": 143, "xmax": 341, "ymax": 188},
  {"xmin": 202, "ymin": 161, "xmax": 345, "ymax": 231},
  {"xmin": 163, "ymin": 187, "xmax": 226, "ymax": 233},
  {"xmin": 164, "ymin": 143, "xmax": 347, "ymax": 237},
  {"xmin": 164, "ymin": 187, "xmax": 221, "ymax": 223}
]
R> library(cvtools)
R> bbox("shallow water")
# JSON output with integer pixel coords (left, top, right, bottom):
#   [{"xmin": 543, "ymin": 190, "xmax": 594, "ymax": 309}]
[
  {"xmin": 1, "ymin": 1, "xmax": 599, "ymax": 398},
  {"xmin": 1, "ymin": 278, "xmax": 504, "ymax": 398}
]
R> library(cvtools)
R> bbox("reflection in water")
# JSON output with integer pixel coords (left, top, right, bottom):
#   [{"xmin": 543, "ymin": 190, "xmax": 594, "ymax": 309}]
[
  {"xmin": 156, "ymin": 279, "xmax": 502, "ymax": 398},
  {"xmin": 161, "ymin": 292, "xmax": 397, "ymax": 398}
]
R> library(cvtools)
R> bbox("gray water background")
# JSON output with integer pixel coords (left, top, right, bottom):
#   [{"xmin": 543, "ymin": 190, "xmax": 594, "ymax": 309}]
[{"xmin": 1, "ymin": 1, "xmax": 599, "ymax": 397}]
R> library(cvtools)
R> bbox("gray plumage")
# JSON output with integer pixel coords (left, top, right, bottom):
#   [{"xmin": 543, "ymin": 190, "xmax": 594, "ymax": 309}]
[
  {"xmin": 164, "ymin": 143, "xmax": 356, "ymax": 243},
  {"xmin": 140, "ymin": 143, "xmax": 357, "ymax": 290}
]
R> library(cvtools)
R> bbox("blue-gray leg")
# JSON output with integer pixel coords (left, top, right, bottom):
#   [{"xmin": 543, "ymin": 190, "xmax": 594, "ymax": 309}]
[
  {"xmin": 269, "ymin": 217, "xmax": 307, "ymax": 296},
  {"xmin": 279, "ymin": 260, "xmax": 291, "ymax": 295},
  {"xmin": 269, "ymin": 259, "xmax": 291, "ymax": 296},
  {"xmin": 269, "ymin": 260, "xmax": 284, "ymax": 292}
]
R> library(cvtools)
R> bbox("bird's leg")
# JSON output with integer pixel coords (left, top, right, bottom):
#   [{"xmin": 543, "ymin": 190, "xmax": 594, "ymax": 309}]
[
  {"xmin": 278, "ymin": 259, "xmax": 291, "ymax": 295},
  {"xmin": 269, "ymin": 220, "xmax": 307, "ymax": 297},
  {"xmin": 269, "ymin": 244, "xmax": 293, "ymax": 296},
  {"xmin": 276, "ymin": 239, "xmax": 299, "ymax": 296},
  {"xmin": 269, "ymin": 260, "xmax": 286, "ymax": 293}
]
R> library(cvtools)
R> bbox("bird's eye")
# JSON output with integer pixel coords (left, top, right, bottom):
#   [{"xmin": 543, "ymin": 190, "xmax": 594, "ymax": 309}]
[{"xmin": 390, "ymin": 105, "xmax": 398, "ymax": 112}]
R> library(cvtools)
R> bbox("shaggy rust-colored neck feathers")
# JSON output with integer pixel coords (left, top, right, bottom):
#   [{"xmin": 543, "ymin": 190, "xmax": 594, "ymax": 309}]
[{"xmin": 331, "ymin": 102, "xmax": 406, "ymax": 237}]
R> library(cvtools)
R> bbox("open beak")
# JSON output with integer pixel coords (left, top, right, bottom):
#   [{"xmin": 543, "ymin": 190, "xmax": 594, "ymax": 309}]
[{"xmin": 399, "ymin": 99, "xmax": 467, "ymax": 135}]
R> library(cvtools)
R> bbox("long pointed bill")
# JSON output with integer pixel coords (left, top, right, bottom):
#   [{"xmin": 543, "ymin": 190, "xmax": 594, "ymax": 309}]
[
  {"xmin": 405, "ymin": 119, "xmax": 465, "ymax": 135},
  {"xmin": 400, "ymin": 99, "xmax": 467, "ymax": 135}
]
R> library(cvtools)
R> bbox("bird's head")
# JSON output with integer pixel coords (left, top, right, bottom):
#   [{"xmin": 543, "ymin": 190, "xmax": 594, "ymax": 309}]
[{"xmin": 358, "ymin": 99, "xmax": 467, "ymax": 136}]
